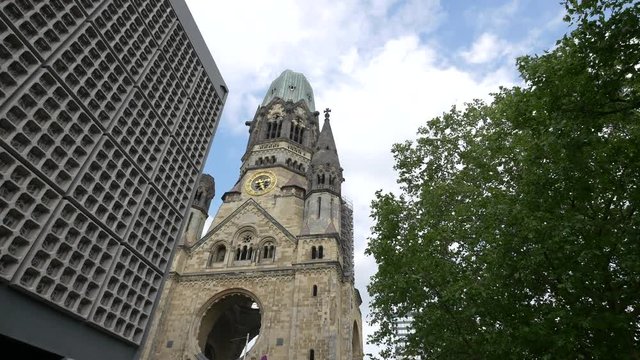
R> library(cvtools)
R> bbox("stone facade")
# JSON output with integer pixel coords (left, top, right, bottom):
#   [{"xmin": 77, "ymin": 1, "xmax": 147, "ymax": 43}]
[{"xmin": 142, "ymin": 70, "xmax": 363, "ymax": 360}]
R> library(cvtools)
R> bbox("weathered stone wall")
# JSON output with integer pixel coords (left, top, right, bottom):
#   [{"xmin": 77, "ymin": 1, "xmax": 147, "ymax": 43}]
[{"xmin": 142, "ymin": 266, "xmax": 355, "ymax": 360}]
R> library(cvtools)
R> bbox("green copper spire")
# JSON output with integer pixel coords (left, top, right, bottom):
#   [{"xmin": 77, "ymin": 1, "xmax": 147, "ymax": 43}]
[{"xmin": 261, "ymin": 69, "xmax": 315, "ymax": 111}]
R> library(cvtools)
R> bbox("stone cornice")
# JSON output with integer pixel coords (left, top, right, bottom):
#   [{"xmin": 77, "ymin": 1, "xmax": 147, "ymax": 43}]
[
  {"xmin": 168, "ymin": 261, "xmax": 348, "ymax": 282},
  {"xmin": 296, "ymin": 233, "xmax": 340, "ymax": 241}
]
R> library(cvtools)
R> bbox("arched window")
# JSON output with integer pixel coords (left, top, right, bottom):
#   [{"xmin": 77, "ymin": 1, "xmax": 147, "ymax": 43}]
[
  {"xmin": 262, "ymin": 243, "xmax": 275, "ymax": 260},
  {"xmin": 309, "ymin": 349, "xmax": 315, "ymax": 360},
  {"xmin": 212, "ymin": 244, "xmax": 226, "ymax": 264},
  {"xmin": 236, "ymin": 246, "xmax": 254, "ymax": 261},
  {"xmin": 290, "ymin": 121, "xmax": 305, "ymax": 144},
  {"xmin": 312, "ymin": 285, "xmax": 317, "ymax": 296},
  {"xmin": 318, "ymin": 246, "xmax": 324, "ymax": 259},
  {"xmin": 311, "ymin": 246, "xmax": 317, "ymax": 259},
  {"xmin": 235, "ymin": 231, "xmax": 256, "ymax": 262},
  {"xmin": 267, "ymin": 117, "xmax": 282, "ymax": 139}
]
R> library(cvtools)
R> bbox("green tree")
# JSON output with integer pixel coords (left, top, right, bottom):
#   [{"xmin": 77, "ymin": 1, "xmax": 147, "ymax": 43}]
[{"xmin": 366, "ymin": 1, "xmax": 640, "ymax": 358}]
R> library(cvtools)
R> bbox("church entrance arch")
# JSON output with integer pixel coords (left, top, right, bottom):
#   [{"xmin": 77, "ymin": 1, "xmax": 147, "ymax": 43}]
[{"xmin": 196, "ymin": 290, "xmax": 262, "ymax": 360}]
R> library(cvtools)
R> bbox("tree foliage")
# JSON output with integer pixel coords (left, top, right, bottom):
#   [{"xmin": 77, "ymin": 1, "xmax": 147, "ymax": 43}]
[{"xmin": 366, "ymin": 1, "xmax": 640, "ymax": 358}]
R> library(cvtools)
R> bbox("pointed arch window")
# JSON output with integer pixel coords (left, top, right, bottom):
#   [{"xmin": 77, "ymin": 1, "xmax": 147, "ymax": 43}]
[
  {"xmin": 266, "ymin": 116, "xmax": 282, "ymax": 139},
  {"xmin": 317, "ymin": 173, "xmax": 325, "ymax": 185},
  {"xmin": 290, "ymin": 120, "xmax": 305, "ymax": 144}
]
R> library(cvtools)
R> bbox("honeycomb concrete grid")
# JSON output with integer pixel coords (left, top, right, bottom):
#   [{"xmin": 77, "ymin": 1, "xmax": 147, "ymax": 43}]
[{"xmin": 0, "ymin": 0, "xmax": 227, "ymax": 350}]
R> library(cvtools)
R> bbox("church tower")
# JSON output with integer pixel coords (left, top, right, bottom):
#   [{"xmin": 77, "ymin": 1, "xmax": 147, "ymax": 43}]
[{"xmin": 142, "ymin": 70, "xmax": 363, "ymax": 360}]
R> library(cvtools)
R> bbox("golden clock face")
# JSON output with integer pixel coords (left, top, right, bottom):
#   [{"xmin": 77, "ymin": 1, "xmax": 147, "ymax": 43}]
[{"xmin": 244, "ymin": 171, "xmax": 277, "ymax": 196}]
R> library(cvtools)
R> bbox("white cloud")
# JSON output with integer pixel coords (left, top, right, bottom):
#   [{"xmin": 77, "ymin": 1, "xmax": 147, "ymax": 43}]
[
  {"xmin": 201, "ymin": 216, "xmax": 214, "ymax": 238},
  {"xmin": 469, "ymin": 0, "xmax": 521, "ymax": 30},
  {"xmin": 461, "ymin": 32, "xmax": 508, "ymax": 64}
]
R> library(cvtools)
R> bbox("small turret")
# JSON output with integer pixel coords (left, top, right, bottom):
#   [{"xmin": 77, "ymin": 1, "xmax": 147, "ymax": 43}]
[
  {"xmin": 192, "ymin": 174, "xmax": 215, "ymax": 213},
  {"xmin": 301, "ymin": 109, "xmax": 343, "ymax": 235},
  {"xmin": 182, "ymin": 174, "xmax": 215, "ymax": 245},
  {"xmin": 309, "ymin": 108, "xmax": 343, "ymax": 195}
]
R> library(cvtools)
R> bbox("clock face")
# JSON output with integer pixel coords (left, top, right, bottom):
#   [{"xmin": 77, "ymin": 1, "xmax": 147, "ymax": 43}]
[{"xmin": 245, "ymin": 171, "xmax": 277, "ymax": 196}]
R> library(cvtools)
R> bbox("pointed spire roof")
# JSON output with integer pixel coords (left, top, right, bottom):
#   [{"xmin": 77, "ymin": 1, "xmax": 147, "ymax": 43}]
[
  {"xmin": 311, "ymin": 108, "xmax": 340, "ymax": 168},
  {"xmin": 261, "ymin": 69, "xmax": 315, "ymax": 111}
]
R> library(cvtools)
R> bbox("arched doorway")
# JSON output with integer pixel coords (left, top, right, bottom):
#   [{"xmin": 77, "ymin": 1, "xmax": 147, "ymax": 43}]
[
  {"xmin": 197, "ymin": 293, "xmax": 262, "ymax": 360},
  {"xmin": 352, "ymin": 321, "xmax": 362, "ymax": 359}
]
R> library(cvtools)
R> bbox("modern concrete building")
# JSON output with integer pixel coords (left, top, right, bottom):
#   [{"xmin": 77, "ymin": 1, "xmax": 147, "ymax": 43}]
[
  {"xmin": 142, "ymin": 70, "xmax": 364, "ymax": 360},
  {"xmin": 0, "ymin": 0, "xmax": 226, "ymax": 359}
]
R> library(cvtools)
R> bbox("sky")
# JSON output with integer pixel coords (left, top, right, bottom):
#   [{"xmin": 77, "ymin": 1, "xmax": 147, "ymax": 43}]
[{"xmin": 185, "ymin": 0, "xmax": 570, "ymax": 356}]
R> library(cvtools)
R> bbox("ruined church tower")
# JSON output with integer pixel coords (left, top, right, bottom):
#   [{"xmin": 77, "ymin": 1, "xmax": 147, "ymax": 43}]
[{"xmin": 142, "ymin": 70, "xmax": 364, "ymax": 360}]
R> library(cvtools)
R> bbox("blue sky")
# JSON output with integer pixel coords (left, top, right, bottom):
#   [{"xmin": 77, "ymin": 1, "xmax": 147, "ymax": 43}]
[{"xmin": 184, "ymin": 0, "xmax": 570, "ymax": 356}]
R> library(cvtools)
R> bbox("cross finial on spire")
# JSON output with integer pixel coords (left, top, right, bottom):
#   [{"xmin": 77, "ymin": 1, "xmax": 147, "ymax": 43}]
[{"xmin": 324, "ymin": 108, "xmax": 331, "ymax": 121}]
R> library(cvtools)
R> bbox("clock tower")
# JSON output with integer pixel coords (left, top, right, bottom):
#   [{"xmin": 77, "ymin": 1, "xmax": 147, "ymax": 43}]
[{"xmin": 141, "ymin": 70, "xmax": 364, "ymax": 360}]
